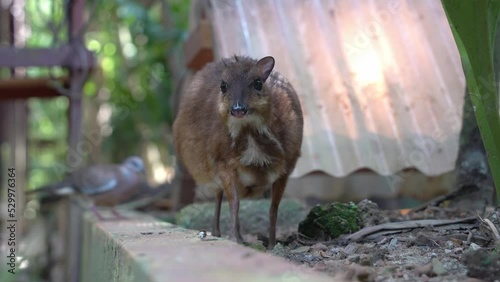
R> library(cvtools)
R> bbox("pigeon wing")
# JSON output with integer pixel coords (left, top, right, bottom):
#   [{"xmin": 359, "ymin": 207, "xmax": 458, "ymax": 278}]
[{"xmin": 72, "ymin": 165, "xmax": 120, "ymax": 195}]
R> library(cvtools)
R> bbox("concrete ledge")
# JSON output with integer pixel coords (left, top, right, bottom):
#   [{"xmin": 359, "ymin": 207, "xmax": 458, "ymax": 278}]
[{"xmin": 80, "ymin": 210, "xmax": 334, "ymax": 282}]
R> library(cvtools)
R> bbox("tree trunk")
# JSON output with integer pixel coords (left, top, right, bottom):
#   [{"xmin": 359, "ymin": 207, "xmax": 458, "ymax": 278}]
[{"xmin": 449, "ymin": 88, "xmax": 495, "ymax": 211}]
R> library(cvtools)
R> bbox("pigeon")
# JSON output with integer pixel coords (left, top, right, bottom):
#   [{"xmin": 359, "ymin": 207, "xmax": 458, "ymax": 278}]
[{"xmin": 27, "ymin": 156, "xmax": 147, "ymax": 220}]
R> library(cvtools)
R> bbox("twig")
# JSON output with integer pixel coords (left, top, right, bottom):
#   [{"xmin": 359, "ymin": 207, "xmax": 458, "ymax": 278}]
[
  {"xmin": 477, "ymin": 212, "xmax": 500, "ymax": 241},
  {"xmin": 345, "ymin": 217, "xmax": 478, "ymax": 242},
  {"xmin": 409, "ymin": 193, "xmax": 455, "ymax": 213},
  {"xmin": 467, "ymin": 231, "xmax": 473, "ymax": 244},
  {"xmin": 483, "ymin": 218, "xmax": 500, "ymax": 241},
  {"xmin": 429, "ymin": 236, "xmax": 440, "ymax": 247}
]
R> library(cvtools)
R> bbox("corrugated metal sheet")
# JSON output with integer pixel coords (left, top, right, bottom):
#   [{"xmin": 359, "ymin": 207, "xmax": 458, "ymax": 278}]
[{"xmin": 193, "ymin": 0, "xmax": 466, "ymax": 177}]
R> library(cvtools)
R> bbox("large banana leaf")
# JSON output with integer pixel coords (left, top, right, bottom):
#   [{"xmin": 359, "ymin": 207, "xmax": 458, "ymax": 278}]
[{"xmin": 441, "ymin": 0, "xmax": 500, "ymax": 202}]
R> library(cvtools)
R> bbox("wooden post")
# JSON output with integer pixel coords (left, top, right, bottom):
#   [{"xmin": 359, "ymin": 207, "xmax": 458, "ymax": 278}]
[
  {"xmin": 163, "ymin": 2, "xmax": 216, "ymax": 210},
  {"xmin": 183, "ymin": 19, "xmax": 214, "ymax": 71}
]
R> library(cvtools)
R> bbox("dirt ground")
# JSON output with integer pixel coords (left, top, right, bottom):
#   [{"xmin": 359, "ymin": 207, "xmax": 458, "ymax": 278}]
[
  {"xmin": 152, "ymin": 197, "xmax": 500, "ymax": 281},
  {"xmin": 262, "ymin": 201, "xmax": 500, "ymax": 282}
]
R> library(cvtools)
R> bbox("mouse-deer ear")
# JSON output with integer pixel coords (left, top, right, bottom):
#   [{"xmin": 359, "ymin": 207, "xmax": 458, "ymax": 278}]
[{"xmin": 256, "ymin": 56, "xmax": 275, "ymax": 82}]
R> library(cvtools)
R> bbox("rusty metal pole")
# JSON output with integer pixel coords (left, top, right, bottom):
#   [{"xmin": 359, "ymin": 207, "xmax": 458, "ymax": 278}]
[
  {"xmin": 65, "ymin": 0, "xmax": 88, "ymax": 281},
  {"xmin": 67, "ymin": 0, "xmax": 86, "ymax": 158}
]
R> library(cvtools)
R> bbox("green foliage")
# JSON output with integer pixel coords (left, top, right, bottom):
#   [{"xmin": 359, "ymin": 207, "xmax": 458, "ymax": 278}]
[
  {"xmin": 441, "ymin": 0, "xmax": 500, "ymax": 202},
  {"xmin": 85, "ymin": 0, "xmax": 190, "ymax": 161},
  {"xmin": 24, "ymin": 0, "xmax": 69, "ymax": 189},
  {"xmin": 247, "ymin": 242, "xmax": 267, "ymax": 252},
  {"xmin": 28, "ymin": 98, "xmax": 69, "ymax": 188},
  {"xmin": 25, "ymin": 0, "xmax": 67, "ymax": 46},
  {"xmin": 298, "ymin": 202, "xmax": 362, "ymax": 240},
  {"xmin": 24, "ymin": 0, "xmax": 191, "ymax": 188}
]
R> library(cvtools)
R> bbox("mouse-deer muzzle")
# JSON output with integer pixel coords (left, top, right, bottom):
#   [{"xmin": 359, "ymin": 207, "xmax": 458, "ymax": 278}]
[{"xmin": 230, "ymin": 101, "xmax": 248, "ymax": 118}]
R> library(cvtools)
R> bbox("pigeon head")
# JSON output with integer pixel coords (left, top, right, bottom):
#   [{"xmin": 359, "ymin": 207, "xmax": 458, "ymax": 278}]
[{"xmin": 123, "ymin": 156, "xmax": 145, "ymax": 173}]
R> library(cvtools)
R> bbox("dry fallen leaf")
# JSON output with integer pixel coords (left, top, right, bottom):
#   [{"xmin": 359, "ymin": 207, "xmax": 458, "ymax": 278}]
[
  {"xmin": 290, "ymin": 246, "xmax": 311, "ymax": 254},
  {"xmin": 319, "ymin": 251, "xmax": 332, "ymax": 258}
]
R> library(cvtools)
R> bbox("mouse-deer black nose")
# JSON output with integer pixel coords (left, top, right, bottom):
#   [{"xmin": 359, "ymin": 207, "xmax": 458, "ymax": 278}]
[{"xmin": 230, "ymin": 102, "xmax": 248, "ymax": 118}]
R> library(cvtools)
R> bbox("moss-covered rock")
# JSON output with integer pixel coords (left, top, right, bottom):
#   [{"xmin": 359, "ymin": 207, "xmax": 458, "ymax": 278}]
[
  {"xmin": 298, "ymin": 202, "xmax": 362, "ymax": 240},
  {"xmin": 247, "ymin": 242, "xmax": 267, "ymax": 252},
  {"xmin": 176, "ymin": 199, "xmax": 307, "ymax": 235},
  {"xmin": 271, "ymin": 243, "xmax": 286, "ymax": 257}
]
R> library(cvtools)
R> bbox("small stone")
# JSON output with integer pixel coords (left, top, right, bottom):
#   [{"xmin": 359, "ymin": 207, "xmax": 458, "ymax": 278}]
[
  {"xmin": 445, "ymin": 240, "xmax": 455, "ymax": 249},
  {"xmin": 348, "ymin": 254, "xmax": 360, "ymax": 263},
  {"xmin": 346, "ymin": 264, "xmax": 376, "ymax": 282},
  {"xmin": 390, "ymin": 254, "xmax": 400, "ymax": 261},
  {"xmin": 469, "ymin": 243, "xmax": 481, "ymax": 251},
  {"xmin": 290, "ymin": 246, "xmax": 311, "ymax": 253},
  {"xmin": 359, "ymin": 254, "xmax": 373, "ymax": 266},
  {"xmin": 344, "ymin": 243, "xmax": 359, "ymax": 254},
  {"xmin": 388, "ymin": 238, "xmax": 398, "ymax": 250},
  {"xmin": 324, "ymin": 259, "xmax": 341, "ymax": 267},
  {"xmin": 311, "ymin": 243, "xmax": 328, "ymax": 251},
  {"xmin": 330, "ymin": 247, "xmax": 342, "ymax": 254},
  {"xmin": 198, "ymin": 230, "xmax": 207, "ymax": 239},
  {"xmin": 271, "ymin": 243, "xmax": 286, "ymax": 257},
  {"xmin": 303, "ymin": 254, "xmax": 321, "ymax": 263},
  {"xmin": 430, "ymin": 252, "xmax": 437, "ymax": 258},
  {"xmin": 312, "ymin": 261, "xmax": 327, "ymax": 271},
  {"xmin": 372, "ymin": 248, "xmax": 389, "ymax": 262},
  {"xmin": 415, "ymin": 258, "xmax": 447, "ymax": 277},
  {"xmin": 357, "ymin": 199, "xmax": 384, "ymax": 227},
  {"xmin": 450, "ymin": 238, "xmax": 463, "ymax": 246},
  {"xmin": 365, "ymin": 243, "xmax": 376, "ymax": 249},
  {"xmin": 444, "ymin": 249, "xmax": 452, "ymax": 254},
  {"xmin": 334, "ymin": 251, "xmax": 348, "ymax": 260},
  {"xmin": 431, "ymin": 258, "xmax": 447, "ymax": 276},
  {"xmin": 414, "ymin": 263, "xmax": 433, "ymax": 276},
  {"xmin": 373, "ymin": 259, "xmax": 385, "ymax": 267}
]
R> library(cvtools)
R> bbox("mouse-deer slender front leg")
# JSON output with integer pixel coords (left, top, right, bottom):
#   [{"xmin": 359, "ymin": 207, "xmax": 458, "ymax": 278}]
[
  {"xmin": 212, "ymin": 189, "xmax": 223, "ymax": 237},
  {"xmin": 269, "ymin": 175, "xmax": 288, "ymax": 249},
  {"xmin": 220, "ymin": 169, "xmax": 244, "ymax": 243}
]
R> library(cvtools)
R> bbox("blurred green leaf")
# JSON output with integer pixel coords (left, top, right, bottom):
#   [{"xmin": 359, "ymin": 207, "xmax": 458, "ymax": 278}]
[
  {"xmin": 84, "ymin": 81, "xmax": 97, "ymax": 97},
  {"xmin": 442, "ymin": 0, "xmax": 500, "ymax": 202}
]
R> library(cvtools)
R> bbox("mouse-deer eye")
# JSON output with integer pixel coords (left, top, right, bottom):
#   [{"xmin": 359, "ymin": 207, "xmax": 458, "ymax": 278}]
[
  {"xmin": 253, "ymin": 79, "xmax": 263, "ymax": 91},
  {"xmin": 220, "ymin": 81, "xmax": 228, "ymax": 93}
]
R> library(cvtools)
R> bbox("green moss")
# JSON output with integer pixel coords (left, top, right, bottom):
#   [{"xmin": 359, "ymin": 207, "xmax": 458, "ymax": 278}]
[
  {"xmin": 298, "ymin": 202, "xmax": 362, "ymax": 240},
  {"xmin": 247, "ymin": 242, "xmax": 267, "ymax": 252}
]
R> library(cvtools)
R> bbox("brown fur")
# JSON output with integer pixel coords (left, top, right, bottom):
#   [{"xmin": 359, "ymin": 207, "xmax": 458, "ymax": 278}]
[{"xmin": 173, "ymin": 56, "xmax": 303, "ymax": 248}]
